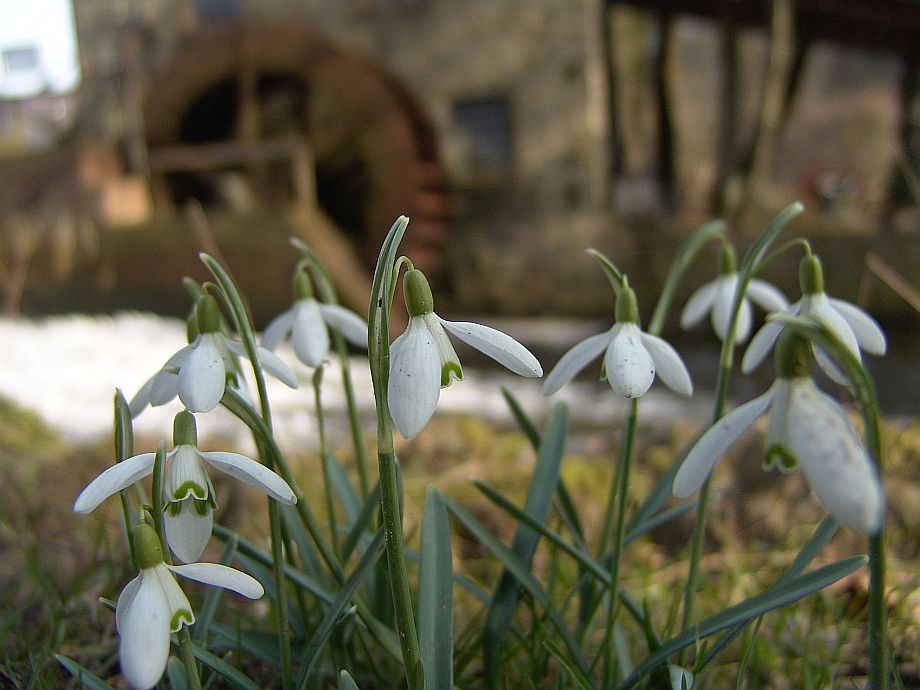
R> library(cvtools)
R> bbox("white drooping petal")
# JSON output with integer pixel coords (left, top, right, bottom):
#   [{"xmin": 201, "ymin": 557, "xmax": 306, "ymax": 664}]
[
  {"xmin": 224, "ymin": 339, "xmax": 299, "ymax": 388},
  {"xmin": 711, "ymin": 274, "xmax": 750, "ymax": 343},
  {"xmin": 128, "ymin": 376, "xmax": 155, "ymax": 417},
  {"xmin": 440, "ymin": 318, "xmax": 543, "ymax": 378},
  {"xmin": 319, "ymin": 303, "xmax": 369, "ymax": 348},
  {"xmin": 812, "ymin": 344, "xmax": 850, "ymax": 386},
  {"xmin": 786, "ymin": 379, "xmax": 885, "ymax": 534},
  {"xmin": 742, "ymin": 315, "xmax": 790, "ymax": 373},
  {"xmin": 828, "ymin": 297, "xmax": 887, "ymax": 355},
  {"xmin": 165, "ymin": 446, "xmax": 209, "ymax": 501},
  {"xmin": 152, "ymin": 562, "xmax": 195, "ymax": 631},
  {"xmin": 260, "ymin": 307, "xmax": 296, "ymax": 350},
  {"xmin": 746, "ymin": 278, "xmax": 788, "ymax": 313},
  {"xmin": 673, "ymin": 386, "xmax": 776, "ymax": 498},
  {"xmin": 542, "ymin": 330, "xmax": 613, "ymax": 396},
  {"xmin": 763, "ymin": 378, "xmax": 793, "ymax": 468},
  {"xmin": 74, "ymin": 452, "xmax": 157, "ymax": 513},
  {"xmin": 291, "ymin": 299, "xmax": 330, "ymax": 366},
  {"xmin": 179, "ymin": 333, "xmax": 226, "ymax": 413},
  {"xmin": 680, "ymin": 280, "xmax": 718, "ymax": 329},
  {"xmin": 148, "ymin": 369, "xmax": 180, "ymax": 408},
  {"xmin": 639, "ymin": 332, "xmax": 693, "ymax": 396},
  {"xmin": 165, "ymin": 500, "xmax": 213, "ymax": 564},
  {"xmin": 804, "ymin": 293, "xmax": 861, "ymax": 360},
  {"xmin": 604, "ymin": 323, "xmax": 655, "ymax": 399},
  {"xmin": 115, "ymin": 573, "xmax": 142, "ymax": 634},
  {"xmin": 170, "ymin": 562, "xmax": 265, "ymax": 599},
  {"xmin": 200, "ymin": 451, "xmax": 296, "ymax": 504},
  {"xmin": 388, "ymin": 316, "xmax": 442, "ymax": 439},
  {"xmin": 118, "ymin": 570, "xmax": 171, "ymax": 690}
]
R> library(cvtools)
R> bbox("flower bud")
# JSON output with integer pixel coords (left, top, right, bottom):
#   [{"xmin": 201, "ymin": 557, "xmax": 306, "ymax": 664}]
[
  {"xmin": 774, "ymin": 330, "xmax": 810, "ymax": 379},
  {"xmin": 615, "ymin": 286, "xmax": 640, "ymax": 325},
  {"xmin": 719, "ymin": 243, "xmax": 737, "ymax": 275},
  {"xmin": 798, "ymin": 254, "xmax": 824, "ymax": 296},
  {"xmin": 172, "ymin": 410, "xmax": 198, "ymax": 447},
  {"xmin": 403, "ymin": 269, "xmax": 434, "ymax": 317},
  {"xmin": 133, "ymin": 522, "xmax": 165, "ymax": 570},
  {"xmin": 293, "ymin": 269, "xmax": 314, "ymax": 300},
  {"xmin": 196, "ymin": 295, "xmax": 221, "ymax": 334}
]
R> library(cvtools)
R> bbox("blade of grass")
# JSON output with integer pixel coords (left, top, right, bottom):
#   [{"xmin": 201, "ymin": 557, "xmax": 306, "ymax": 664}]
[
  {"xmin": 190, "ymin": 643, "xmax": 263, "ymax": 690},
  {"xmin": 483, "ymin": 403, "xmax": 569, "ymax": 686},
  {"xmin": 296, "ymin": 530, "xmax": 386, "ymax": 690},
  {"xmin": 54, "ymin": 655, "xmax": 115, "ymax": 689},
  {"xmin": 418, "ymin": 487, "xmax": 454, "ymax": 690},
  {"xmin": 619, "ymin": 555, "xmax": 867, "ymax": 688}
]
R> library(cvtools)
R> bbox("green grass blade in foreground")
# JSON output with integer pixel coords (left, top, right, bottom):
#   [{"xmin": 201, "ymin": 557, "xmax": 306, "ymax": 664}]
[
  {"xmin": 191, "ymin": 642, "xmax": 263, "ymax": 690},
  {"xmin": 296, "ymin": 530, "xmax": 386, "ymax": 690},
  {"xmin": 441, "ymin": 494, "xmax": 589, "ymax": 678},
  {"xmin": 697, "ymin": 517, "xmax": 839, "ymax": 672},
  {"xmin": 341, "ymin": 482, "xmax": 382, "ymax": 561},
  {"xmin": 324, "ymin": 451, "xmax": 362, "ymax": 524},
  {"xmin": 648, "ymin": 218, "xmax": 727, "ymax": 336},
  {"xmin": 618, "ymin": 555, "xmax": 867, "ymax": 688},
  {"xmin": 543, "ymin": 639, "xmax": 593, "ymax": 690},
  {"xmin": 483, "ymin": 403, "xmax": 569, "ymax": 686},
  {"xmin": 418, "ymin": 487, "xmax": 454, "ymax": 690},
  {"xmin": 501, "ymin": 386, "xmax": 541, "ymax": 449},
  {"xmin": 209, "ymin": 624, "xmax": 282, "ymax": 667},
  {"xmin": 55, "ymin": 654, "xmax": 115, "ymax": 689},
  {"xmin": 339, "ymin": 670, "xmax": 361, "ymax": 690}
]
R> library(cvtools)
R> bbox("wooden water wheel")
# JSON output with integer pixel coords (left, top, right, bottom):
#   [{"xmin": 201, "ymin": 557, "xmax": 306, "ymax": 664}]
[{"xmin": 142, "ymin": 21, "xmax": 450, "ymax": 310}]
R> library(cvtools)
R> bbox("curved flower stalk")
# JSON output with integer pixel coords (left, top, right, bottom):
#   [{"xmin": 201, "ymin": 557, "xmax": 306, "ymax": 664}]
[
  {"xmin": 674, "ymin": 332, "xmax": 884, "ymax": 534},
  {"xmin": 680, "ymin": 243, "xmax": 787, "ymax": 343},
  {"xmin": 262, "ymin": 267, "xmax": 368, "ymax": 367},
  {"xmin": 130, "ymin": 294, "xmax": 298, "ymax": 416},
  {"xmin": 543, "ymin": 280, "xmax": 692, "ymax": 399},
  {"xmin": 388, "ymin": 268, "xmax": 543, "ymax": 439},
  {"xmin": 742, "ymin": 253, "xmax": 886, "ymax": 384},
  {"xmin": 74, "ymin": 411, "xmax": 296, "ymax": 562},
  {"xmin": 117, "ymin": 522, "xmax": 263, "ymax": 690}
]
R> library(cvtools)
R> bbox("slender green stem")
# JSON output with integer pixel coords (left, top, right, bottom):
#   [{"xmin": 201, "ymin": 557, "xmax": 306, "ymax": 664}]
[
  {"xmin": 601, "ymin": 398, "xmax": 638, "ymax": 687},
  {"xmin": 335, "ymin": 334, "xmax": 370, "ymax": 500},
  {"xmin": 868, "ymin": 532, "xmax": 888, "ymax": 689},
  {"xmin": 269, "ymin": 497, "xmax": 293, "ymax": 690},
  {"xmin": 177, "ymin": 627, "xmax": 203, "ymax": 690},
  {"xmin": 681, "ymin": 364, "xmax": 731, "ymax": 634},
  {"xmin": 314, "ymin": 367, "xmax": 340, "ymax": 556}
]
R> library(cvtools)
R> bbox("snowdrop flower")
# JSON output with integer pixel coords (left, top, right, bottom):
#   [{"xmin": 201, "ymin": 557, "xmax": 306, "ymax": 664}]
[
  {"xmin": 74, "ymin": 411, "xmax": 296, "ymax": 563},
  {"xmin": 261, "ymin": 269, "xmax": 368, "ymax": 367},
  {"xmin": 543, "ymin": 282, "xmax": 692, "ymax": 399},
  {"xmin": 742, "ymin": 253, "xmax": 886, "ymax": 384},
  {"xmin": 117, "ymin": 522, "xmax": 263, "ymax": 689},
  {"xmin": 680, "ymin": 243, "xmax": 787, "ymax": 343},
  {"xmin": 130, "ymin": 294, "xmax": 298, "ymax": 415},
  {"xmin": 388, "ymin": 268, "xmax": 542, "ymax": 439},
  {"xmin": 674, "ymin": 332, "xmax": 884, "ymax": 534}
]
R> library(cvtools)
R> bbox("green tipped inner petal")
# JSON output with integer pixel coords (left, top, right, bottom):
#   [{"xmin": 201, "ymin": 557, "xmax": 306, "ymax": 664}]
[
  {"xmin": 170, "ymin": 608, "xmax": 194, "ymax": 631},
  {"xmin": 441, "ymin": 361, "xmax": 463, "ymax": 387},
  {"xmin": 764, "ymin": 444, "xmax": 798, "ymax": 473}
]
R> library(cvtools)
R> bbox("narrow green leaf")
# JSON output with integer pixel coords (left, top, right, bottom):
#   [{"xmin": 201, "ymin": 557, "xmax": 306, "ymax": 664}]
[
  {"xmin": 54, "ymin": 654, "xmax": 115, "ymax": 689},
  {"xmin": 281, "ymin": 504, "xmax": 326, "ymax": 581},
  {"xmin": 418, "ymin": 487, "xmax": 453, "ymax": 690},
  {"xmin": 697, "ymin": 517, "xmax": 838, "ymax": 670},
  {"xmin": 441, "ymin": 494, "xmax": 589, "ymax": 679},
  {"xmin": 338, "ymin": 670, "xmax": 361, "ymax": 690},
  {"xmin": 341, "ymin": 482, "xmax": 381, "ymax": 561},
  {"xmin": 500, "ymin": 386, "xmax": 540, "ymax": 449},
  {"xmin": 209, "ymin": 624, "xmax": 281, "ymax": 667},
  {"xmin": 543, "ymin": 639, "xmax": 593, "ymax": 690},
  {"xmin": 586, "ymin": 248, "xmax": 625, "ymax": 294},
  {"xmin": 619, "ymin": 556, "xmax": 867, "ymax": 688},
  {"xmin": 296, "ymin": 530, "xmax": 386, "ymax": 689},
  {"xmin": 324, "ymin": 451, "xmax": 362, "ymax": 524},
  {"xmin": 483, "ymin": 403, "xmax": 569, "ymax": 685},
  {"xmin": 191, "ymin": 642, "xmax": 263, "ymax": 690}
]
